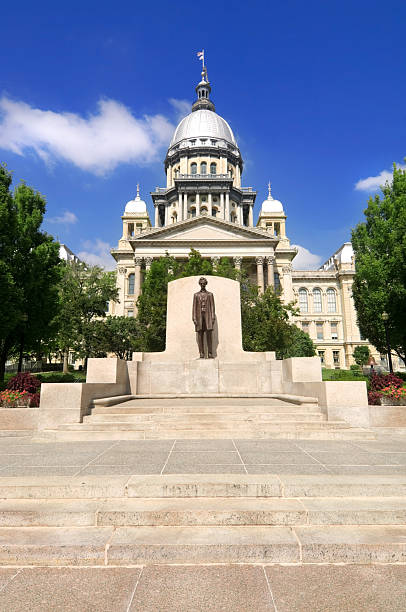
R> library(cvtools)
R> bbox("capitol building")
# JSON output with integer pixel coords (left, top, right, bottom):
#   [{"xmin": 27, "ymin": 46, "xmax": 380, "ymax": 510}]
[{"xmin": 110, "ymin": 67, "xmax": 395, "ymax": 371}]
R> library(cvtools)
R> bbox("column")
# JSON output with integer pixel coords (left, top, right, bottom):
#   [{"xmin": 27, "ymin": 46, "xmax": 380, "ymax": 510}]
[
  {"xmin": 195, "ymin": 193, "xmax": 200, "ymax": 216},
  {"xmin": 225, "ymin": 192, "xmax": 230, "ymax": 221},
  {"xmin": 145, "ymin": 257, "xmax": 153, "ymax": 271},
  {"xmin": 134, "ymin": 256, "xmax": 143, "ymax": 310},
  {"xmin": 266, "ymin": 255, "xmax": 275, "ymax": 288},
  {"xmin": 183, "ymin": 193, "xmax": 188, "ymax": 220},
  {"xmin": 233, "ymin": 256, "xmax": 242, "ymax": 271},
  {"xmin": 256, "ymin": 256, "xmax": 265, "ymax": 294},
  {"xmin": 239, "ymin": 205, "xmax": 243, "ymax": 225},
  {"xmin": 220, "ymin": 193, "xmax": 225, "ymax": 219},
  {"xmin": 208, "ymin": 193, "xmax": 212, "ymax": 217},
  {"xmin": 248, "ymin": 205, "xmax": 253, "ymax": 226},
  {"xmin": 154, "ymin": 205, "xmax": 159, "ymax": 227},
  {"xmin": 211, "ymin": 256, "xmax": 220, "ymax": 271},
  {"xmin": 178, "ymin": 192, "xmax": 183, "ymax": 221}
]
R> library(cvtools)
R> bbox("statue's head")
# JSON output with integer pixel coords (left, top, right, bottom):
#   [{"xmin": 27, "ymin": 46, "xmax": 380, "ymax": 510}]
[{"xmin": 199, "ymin": 277, "xmax": 208, "ymax": 289}]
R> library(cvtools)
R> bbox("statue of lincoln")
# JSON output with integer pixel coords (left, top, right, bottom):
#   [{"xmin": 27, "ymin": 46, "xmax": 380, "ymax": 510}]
[{"xmin": 192, "ymin": 277, "xmax": 215, "ymax": 358}]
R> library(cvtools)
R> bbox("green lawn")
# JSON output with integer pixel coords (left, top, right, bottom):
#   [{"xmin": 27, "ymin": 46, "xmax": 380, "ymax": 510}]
[{"xmin": 322, "ymin": 368, "xmax": 369, "ymax": 384}]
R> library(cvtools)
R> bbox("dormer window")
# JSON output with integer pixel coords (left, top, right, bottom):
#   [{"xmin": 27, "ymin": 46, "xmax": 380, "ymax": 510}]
[{"xmin": 200, "ymin": 139, "xmax": 207, "ymax": 144}]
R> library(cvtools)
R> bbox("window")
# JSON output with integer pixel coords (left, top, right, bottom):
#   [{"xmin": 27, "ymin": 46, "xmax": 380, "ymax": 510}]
[
  {"xmin": 302, "ymin": 322, "xmax": 310, "ymax": 335},
  {"xmin": 190, "ymin": 162, "xmax": 197, "ymax": 175},
  {"xmin": 212, "ymin": 208, "xmax": 218, "ymax": 217},
  {"xmin": 128, "ymin": 273, "xmax": 135, "ymax": 295},
  {"xmin": 127, "ymin": 309, "xmax": 134, "ymax": 318},
  {"xmin": 327, "ymin": 288, "xmax": 337, "ymax": 313},
  {"xmin": 211, "ymin": 139, "xmax": 217, "ymax": 146},
  {"xmin": 274, "ymin": 273, "xmax": 281, "ymax": 291},
  {"xmin": 316, "ymin": 322, "xmax": 324, "ymax": 340},
  {"xmin": 191, "ymin": 207, "xmax": 196, "ymax": 218},
  {"xmin": 210, "ymin": 162, "xmax": 217, "ymax": 174},
  {"xmin": 333, "ymin": 350, "xmax": 340, "ymax": 367},
  {"xmin": 318, "ymin": 350, "xmax": 325, "ymax": 365},
  {"xmin": 313, "ymin": 288, "xmax": 322, "ymax": 313},
  {"xmin": 299, "ymin": 288, "xmax": 308, "ymax": 313},
  {"xmin": 105, "ymin": 301, "xmax": 110, "ymax": 314},
  {"xmin": 200, "ymin": 162, "xmax": 207, "ymax": 174},
  {"xmin": 331, "ymin": 322, "xmax": 338, "ymax": 340}
]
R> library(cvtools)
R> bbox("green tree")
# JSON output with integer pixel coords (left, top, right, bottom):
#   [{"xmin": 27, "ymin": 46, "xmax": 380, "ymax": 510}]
[
  {"xmin": 93, "ymin": 316, "xmax": 140, "ymax": 360},
  {"xmin": 353, "ymin": 345, "xmax": 370, "ymax": 367},
  {"xmin": 280, "ymin": 326, "xmax": 316, "ymax": 359},
  {"xmin": 351, "ymin": 163, "xmax": 406, "ymax": 364},
  {"xmin": 54, "ymin": 262, "xmax": 118, "ymax": 371},
  {"xmin": 0, "ymin": 165, "xmax": 61, "ymax": 381}
]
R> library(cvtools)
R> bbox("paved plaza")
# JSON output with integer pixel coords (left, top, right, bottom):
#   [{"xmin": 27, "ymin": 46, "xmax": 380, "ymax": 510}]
[
  {"xmin": 0, "ymin": 432, "xmax": 405, "ymax": 477},
  {"xmin": 0, "ymin": 430, "xmax": 404, "ymax": 610}
]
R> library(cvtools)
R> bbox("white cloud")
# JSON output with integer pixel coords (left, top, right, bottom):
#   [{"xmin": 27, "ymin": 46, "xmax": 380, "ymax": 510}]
[
  {"xmin": 0, "ymin": 96, "xmax": 175, "ymax": 175},
  {"xmin": 355, "ymin": 164, "xmax": 406, "ymax": 192},
  {"xmin": 292, "ymin": 245, "xmax": 323, "ymax": 270},
  {"xmin": 47, "ymin": 210, "xmax": 78, "ymax": 224},
  {"xmin": 78, "ymin": 239, "xmax": 115, "ymax": 270},
  {"xmin": 169, "ymin": 98, "xmax": 191, "ymax": 122}
]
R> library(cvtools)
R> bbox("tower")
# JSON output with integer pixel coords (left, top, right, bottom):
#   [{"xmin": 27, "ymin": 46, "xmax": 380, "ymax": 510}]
[{"xmin": 151, "ymin": 66, "xmax": 256, "ymax": 226}]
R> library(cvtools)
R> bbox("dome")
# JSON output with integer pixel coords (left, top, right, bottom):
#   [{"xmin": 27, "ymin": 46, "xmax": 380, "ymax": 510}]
[
  {"xmin": 170, "ymin": 109, "xmax": 237, "ymax": 147},
  {"xmin": 261, "ymin": 183, "xmax": 284, "ymax": 213},
  {"xmin": 124, "ymin": 185, "xmax": 147, "ymax": 214}
]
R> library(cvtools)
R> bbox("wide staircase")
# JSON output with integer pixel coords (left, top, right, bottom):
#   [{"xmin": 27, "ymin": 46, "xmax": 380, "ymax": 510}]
[
  {"xmin": 43, "ymin": 394, "xmax": 375, "ymax": 441},
  {"xmin": 0, "ymin": 473, "xmax": 404, "ymax": 565}
]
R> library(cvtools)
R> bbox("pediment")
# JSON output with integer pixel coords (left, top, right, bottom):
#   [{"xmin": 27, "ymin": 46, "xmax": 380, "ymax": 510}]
[{"xmin": 131, "ymin": 216, "xmax": 277, "ymax": 244}]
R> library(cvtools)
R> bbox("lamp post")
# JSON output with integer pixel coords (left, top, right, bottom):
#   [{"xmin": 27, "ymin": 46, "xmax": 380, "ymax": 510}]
[
  {"xmin": 17, "ymin": 313, "xmax": 28, "ymax": 373},
  {"xmin": 381, "ymin": 311, "xmax": 393, "ymax": 374}
]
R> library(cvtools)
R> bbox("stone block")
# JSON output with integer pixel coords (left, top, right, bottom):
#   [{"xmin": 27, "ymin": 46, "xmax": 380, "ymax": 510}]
[
  {"xmin": 282, "ymin": 357, "xmax": 322, "ymax": 383},
  {"xmin": 369, "ymin": 405, "xmax": 406, "ymax": 427},
  {"xmin": 86, "ymin": 358, "xmax": 129, "ymax": 385},
  {"xmin": 187, "ymin": 360, "xmax": 219, "ymax": 393},
  {"xmin": 0, "ymin": 409, "xmax": 38, "ymax": 430}
]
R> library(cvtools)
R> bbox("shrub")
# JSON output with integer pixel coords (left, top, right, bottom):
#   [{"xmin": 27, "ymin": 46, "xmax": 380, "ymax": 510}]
[
  {"xmin": 6, "ymin": 373, "xmax": 41, "ymax": 407},
  {"xmin": 368, "ymin": 390, "xmax": 381, "ymax": 405},
  {"xmin": 369, "ymin": 373, "xmax": 403, "ymax": 391},
  {"xmin": 7, "ymin": 373, "xmax": 41, "ymax": 394},
  {"xmin": 395, "ymin": 372, "xmax": 406, "ymax": 382},
  {"xmin": 36, "ymin": 373, "xmax": 76, "ymax": 383}
]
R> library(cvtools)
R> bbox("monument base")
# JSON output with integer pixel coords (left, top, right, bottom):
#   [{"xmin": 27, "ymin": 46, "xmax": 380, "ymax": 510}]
[{"xmin": 135, "ymin": 359, "xmax": 283, "ymax": 395}]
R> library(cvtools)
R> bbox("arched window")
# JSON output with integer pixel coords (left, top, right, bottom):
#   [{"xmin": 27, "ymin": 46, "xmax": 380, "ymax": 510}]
[
  {"xmin": 327, "ymin": 288, "xmax": 337, "ymax": 313},
  {"xmin": 313, "ymin": 288, "xmax": 322, "ymax": 313},
  {"xmin": 210, "ymin": 162, "xmax": 217, "ymax": 174},
  {"xmin": 128, "ymin": 273, "xmax": 135, "ymax": 295},
  {"xmin": 200, "ymin": 162, "xmax": 207, "ymax": 174},
  {"xmin": 299, "ymin": 288, "xmax": 308, "ymax": 313},
  {"xmin": 190, "ymin": 162, "xmax": 197, "ymax": 175}
]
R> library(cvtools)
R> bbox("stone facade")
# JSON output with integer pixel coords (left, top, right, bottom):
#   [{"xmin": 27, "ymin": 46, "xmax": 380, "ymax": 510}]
[{"xmin": 110, "ymin": 69, "xmax": 403, "ymax": 371}]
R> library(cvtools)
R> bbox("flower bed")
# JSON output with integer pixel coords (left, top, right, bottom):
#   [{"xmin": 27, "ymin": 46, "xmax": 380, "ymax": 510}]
[
  {"xmin": 379, "ymin": 384, "xmax": 406, "ymax": 406},
  {"xmin": 0, "ymin": 389, "xmax": 31, "ymax": 408}
]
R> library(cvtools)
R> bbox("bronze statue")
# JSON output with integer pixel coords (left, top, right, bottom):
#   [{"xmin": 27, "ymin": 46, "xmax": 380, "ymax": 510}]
[{"xmin": 192, "ymin": 277, "xmax": 215, "ymax": 358}]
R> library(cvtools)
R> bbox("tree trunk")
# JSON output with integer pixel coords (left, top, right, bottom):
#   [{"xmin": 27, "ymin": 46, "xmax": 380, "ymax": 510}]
[{"xmin": 63, "ymin": 349, "xmax": 69, "ymax": 374}]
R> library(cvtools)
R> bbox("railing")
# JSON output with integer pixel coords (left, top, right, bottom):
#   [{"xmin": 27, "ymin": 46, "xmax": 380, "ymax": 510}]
[{"xmin": 176, "ymin": 173, "xmax": 232, "ymax": 179}]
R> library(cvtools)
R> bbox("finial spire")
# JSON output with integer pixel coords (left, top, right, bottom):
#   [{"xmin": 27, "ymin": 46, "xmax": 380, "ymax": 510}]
[
  {"xmin": 136, "ymin": 183, "xmax": 140, "ymax": 198},
  {"xmin": 268, "ymin": 182, "xmax": 272, "ymax": 198},
  {"xmin": 192, "ymin": 51, "xmax": 215, "ymax": 113}
]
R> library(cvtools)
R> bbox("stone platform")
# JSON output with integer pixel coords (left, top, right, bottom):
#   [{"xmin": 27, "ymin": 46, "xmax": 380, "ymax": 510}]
[{"xmin": 0, "ymin": 433, "xmax": 404, "ymax": 609}]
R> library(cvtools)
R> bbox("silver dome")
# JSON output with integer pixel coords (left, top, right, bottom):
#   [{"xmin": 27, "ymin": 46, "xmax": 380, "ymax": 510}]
[{"xmin": 170, "ymin": 109, "xmax": 237, "ymax": 147}]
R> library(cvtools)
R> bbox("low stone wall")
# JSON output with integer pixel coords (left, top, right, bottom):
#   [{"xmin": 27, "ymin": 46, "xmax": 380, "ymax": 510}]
[
  {"xmin": 369, "ymin": 405, "xmax": 406, "ymax": 427},
  {"xmin": 38, "ymin": 358, "xmax": 130, "ymax": 430},
  {"xmin": 0, "ymin": 408, "xmax": 39, "ymax": 430}
]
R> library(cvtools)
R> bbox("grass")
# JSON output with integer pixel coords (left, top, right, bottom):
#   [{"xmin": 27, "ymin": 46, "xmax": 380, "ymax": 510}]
[{"xmin": 322, "ymin": 368, "xmax": 369, "ymax": 384}]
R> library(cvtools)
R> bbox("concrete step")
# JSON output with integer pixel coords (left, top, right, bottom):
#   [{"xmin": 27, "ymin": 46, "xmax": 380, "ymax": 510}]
[
  {"xmin": 61, "ymin": 420, "xmax": 348, "ymax": 432},
  {"xmin": 101, "ymin": 393, "xmax": 319, "ymax": 406},
  {"xmin": 0, "ymin": 525, "xmax": 404, "ymax": 565},
  {"xmin": 2, "ymin": 474, "xmax": 404, "ymax": 500},
  {"xmin": 84, "ymin": 412, "xmax": 327, "ymax": 424},
  {"xmin": 38, "ymin": 428, "xmax": 375, "ymax": 441},
  {"xmin": 92, "ymin": 404, "xmax": 323, "ymax": 415},
  {"xmin": 0, "ymin": 497, "xmax": 405, "ymax": 527}
]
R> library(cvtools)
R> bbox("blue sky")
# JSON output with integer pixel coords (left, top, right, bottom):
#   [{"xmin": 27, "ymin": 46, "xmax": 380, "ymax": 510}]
[{"xmin": 1, "ymin": 0, "xmax": 405, "ymax": 269}]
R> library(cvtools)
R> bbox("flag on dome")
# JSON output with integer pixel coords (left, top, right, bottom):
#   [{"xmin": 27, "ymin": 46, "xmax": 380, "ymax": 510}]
[{"xmin": 197, "ymin": 50, "xmax": 204, "ymax": 61}]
